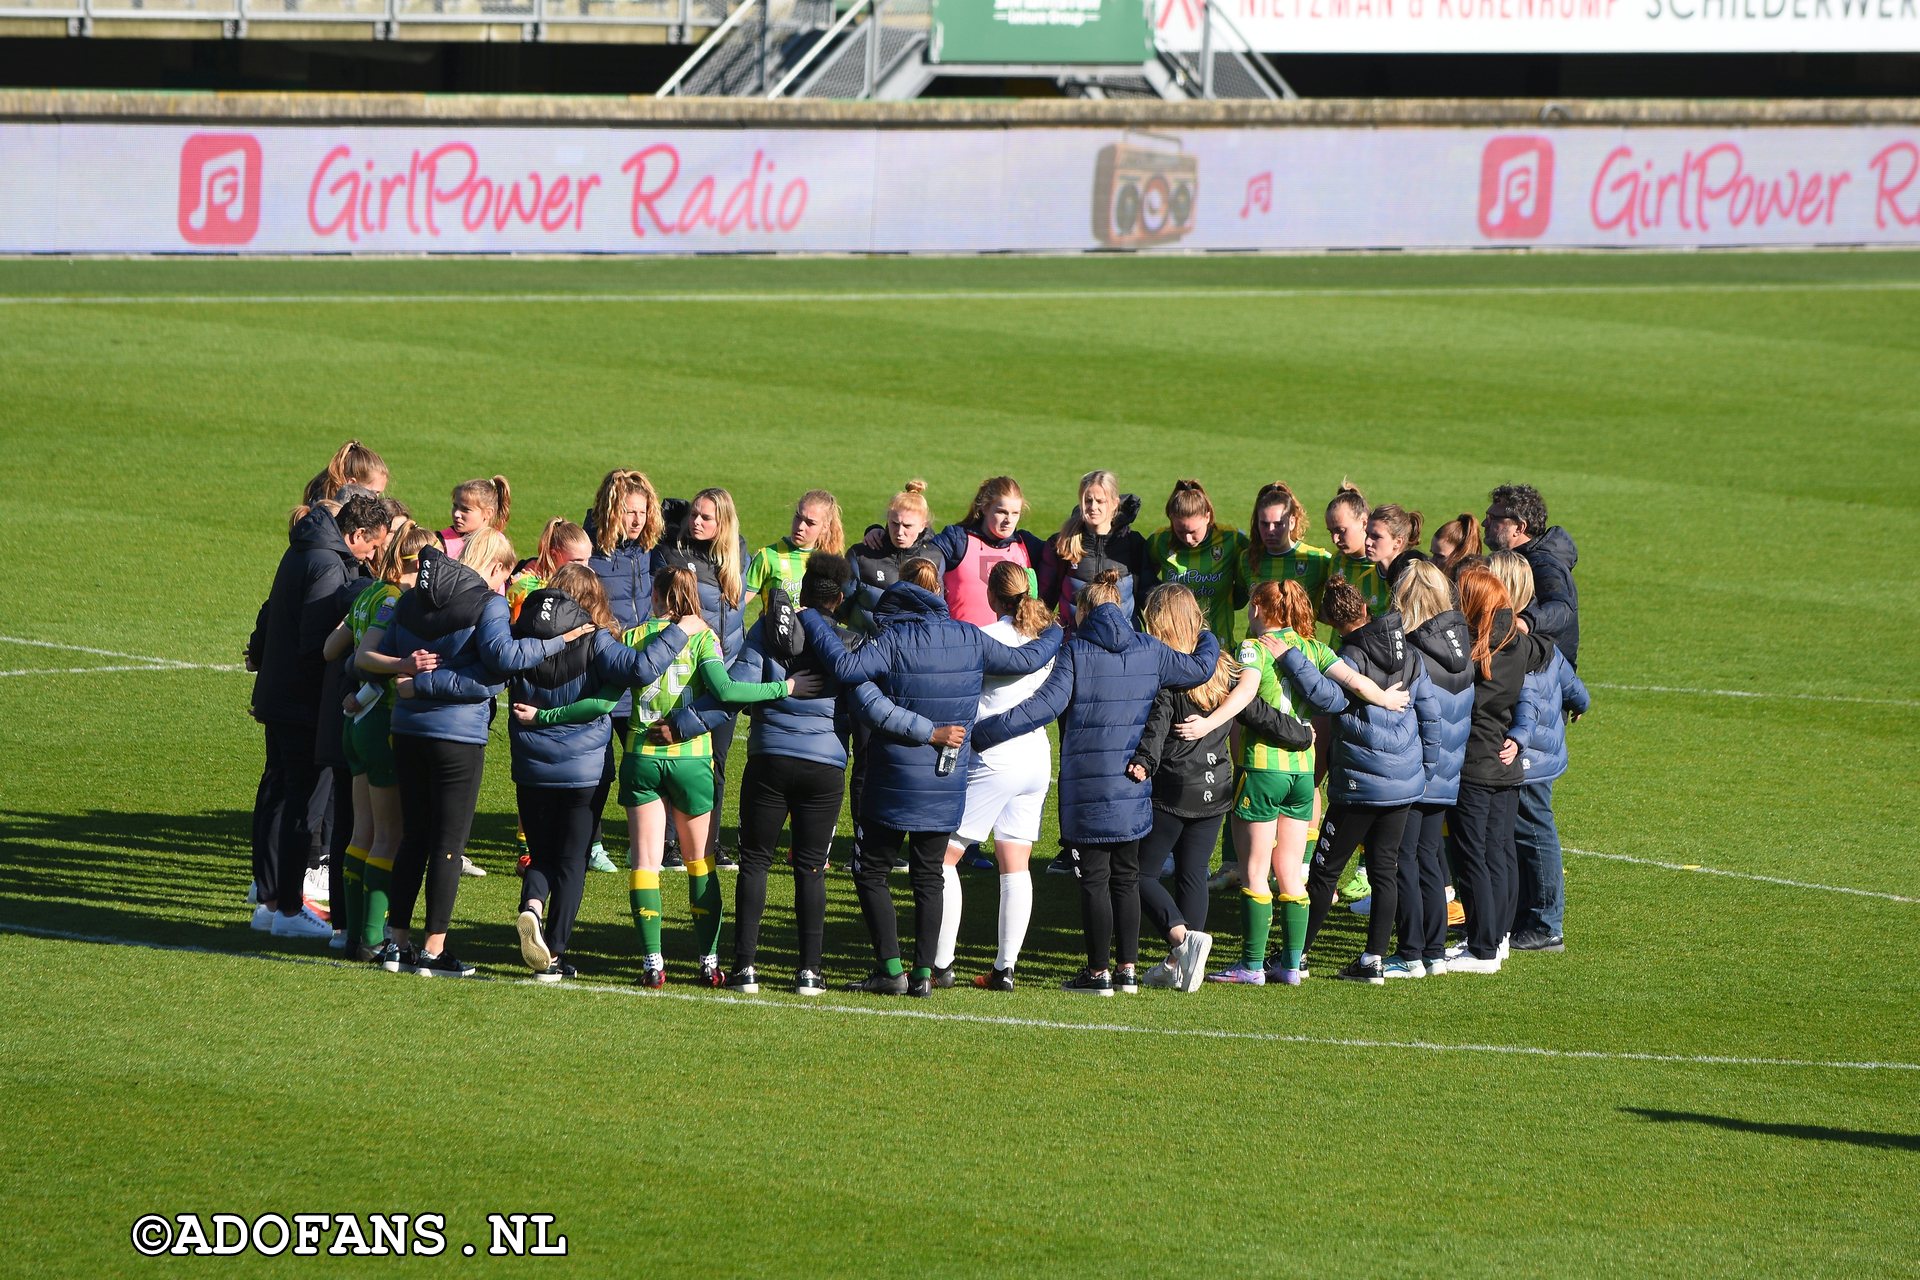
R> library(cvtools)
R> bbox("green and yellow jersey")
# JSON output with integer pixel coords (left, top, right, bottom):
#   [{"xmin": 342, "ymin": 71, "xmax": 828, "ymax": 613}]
[
  {"xmin": 1239, "ymin": 539, "xmax": 1334, "ymax": 624},
  {"xmin": 347, "ymin": 581, "xmax": 402, "ymax": 707},
  {"xmin": 1237, "ymin": 627, "xmax": 1339, "ymax": 774},
  {"xmin": 745, "ymin": 537, "xmax": 811, "ymax": 608},
  {"xmin": 1329, "ymin": 549, "xmax": 1392, "ymax": 617},
  {"xmin": 1147, "ymin": 523, "xmax": 1249, "ymax": 645},
  {"xmin": 506, "ymin": 571, "xmax": 544, "ymax": 624}
]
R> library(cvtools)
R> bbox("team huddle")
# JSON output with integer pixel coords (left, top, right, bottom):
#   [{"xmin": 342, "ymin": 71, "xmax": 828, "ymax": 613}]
[{"xmin": 246, "ymin": 441, "xmax": 1587, "ymax": 997}]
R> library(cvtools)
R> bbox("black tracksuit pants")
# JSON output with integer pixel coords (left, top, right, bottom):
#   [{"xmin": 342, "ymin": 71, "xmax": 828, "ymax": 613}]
[
  {"xmin": 587, "ymin": 714, "xmax": 630, "ymax": 852},
  {"xmin": 852, "ymin": 822, "xmax": 949, "ymax": 973},
  {"xmin": 260, "ymin": 720, "xmax": 320, "ymax": 917},
  {"xmin": 1304, "ymin": 804, "xmax": 1410, "ymax": 961},
  {"xmin": 733, "ymin": 752, "xmax": 844, "ymax": 975},
  {"xmin": 390, "ymin": 734, "xmax": 485, "ymax": 938},
  {"xmin": 1072, "ymin": 840, "xmax": 1143, "ymax": 973},
  {"xmin": 1452, "ymin": 782, "xmax": 1520, "ymax": 961},
  {"xmin": 518, "ymin": 784, "xmax": 597, "ymax": 959},
  {"xmin": 1394, "ymin": 802, "xmax": 1450, "ymax": 962},
  {"xmin": 1137, "ymin": 809, "xmax": 1224, "ymax": 937}
]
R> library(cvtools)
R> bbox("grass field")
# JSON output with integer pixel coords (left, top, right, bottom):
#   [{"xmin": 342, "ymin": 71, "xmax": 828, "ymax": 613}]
[{"xmin": 1, "ymin": 251, "xmax": 1916, "ymax": 1277}]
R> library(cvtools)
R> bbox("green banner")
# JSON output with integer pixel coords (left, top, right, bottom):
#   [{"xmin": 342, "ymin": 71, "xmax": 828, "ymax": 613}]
[{"xmin": 930, "ymin": 0, "xmax": 1152, "ymax": 64}]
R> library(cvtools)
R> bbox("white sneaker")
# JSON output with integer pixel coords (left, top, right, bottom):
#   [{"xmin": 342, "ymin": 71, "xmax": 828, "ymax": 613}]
[
  {"xmin": 1141, "ymin": 959, "xmax": 1179, "ymax": 989},
  {"xmin": 1170, "ymin": 930, "xmax": 1214, "ymax": 994},
  {"xmin": 1347, "ymin": 895, "xmax": 1372, "ymax": 918},
  {"xmin": 303, "ymin": 865, "xmax": 330, "ymax": 902},
  {"xmin": 1444, "ymin": 939, "xmax": 1473, "ymax": 962},
  {"xmin": 270, "ymin": 906, "xmax": 333, "ymax": 940},
  {"xmin": 328, "ymin": 930, "xmax": 348, "ymax": 951},
  {"xmin": 1498, "ymin": 934, "xmax": 1511, "ymax": 961},
  {"xmin": 1381, "ymin": 956, "xmax": 1424, "ymax": 979},
  {"xmin": 1424, "ymin": 957, "xmax": 1449, "ymax": 976},
  {"xmin": 245, "ymin": 882, "xmax": 260, "ymax": 906},
  {"xmin": 249, "ymin": 904, "xmax": 274, "ymax": 932},
  {"xmin": 460, "ymin": 856, "xmax": 487, "ymax": 878},
  {"xmin": 516, "ymin": 909, "xmax": 552, "ymax": 972},
  {"xmin": 1449, "ymin": 953, "xmax": 1501, "ymax": 974}
]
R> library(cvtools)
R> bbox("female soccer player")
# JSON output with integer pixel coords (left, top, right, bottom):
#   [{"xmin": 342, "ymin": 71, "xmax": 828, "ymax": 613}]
[
  {"xmin": 1429, "ymin": 513, "xmax": 1484, "ymax": 578},
  {"xmin": 744, "ymin": 489, "xmax": 845, "ymax": 616},
  {"xmin": 504, "ymin": 564, "xmax": 702, "ymax": 982},
  {"xmin": 1487, "ymin": 551, "xmax": 1590, "ymax": 953},
  {"xmin": 508, "ymin": 519, "xmax": 592, "ymax": 622},
  {"xmin": 1039, "ymin": 469, "xmax": 1149, "ymax": 638},
  {"xmin": 941, "ymin": 562, "xmax": 1056, "ymax": 992},
  {"xmin": 847, "ymin": 480, "xmax": 943, "ymax": 635},
  {"xmin": 863, "ymin": 475, "xmax": 1045, "ymax": 629},
  {"xmin": 1210, "ymin": 580, "xmax": 1407, "ymax": 987},
  {"xmin": 800, "ymin": 564, "xmax": 1060, "ymax": 996},
  {"xmin": 583, "ymin": 468, "xmax": 665, "ymax": 874},
  {"xmin": 1389, "ymin": 560, "xmax": 1474, "ymax": 978},
  {"xmin": 610, "ymin": 568, "xmax": 811, "ymax": 989},
  {"xmin": 1365, "ymin": 503, "xmax": 1430, "ymax": 593},
  {"xmin": 321, "ymin": 521, "xmax": 435, "ymax": 962},
  {"xmin": 1324, "ymin": 481, "xmax": 1392, "ymax": 616},
  {"xmin": 1129, "ymin": 584, "xmax": 1312, "ymax": 992},
  {"xmin": 1449, "ymin": 565, "xmax": 1554, "ymax": 974},
  {"xmin": 971, "ymin": 571, "xmax": 1221, "ymax": 996},
  {"xmin": 1241, "ymin": 480, "xmax": 1333, "ymax": 617},
  {"xmin": 370, "ymin": 530, "xmax": 590, "ymax": 977},
  {"xmin": 438, "ymin": 475, "xmax": 511, "ymax": 562},
  {"xmin": 654, "ymin": 487, "xmax": 752, "ymax": 866},
  {"xmin": 1146, "ymin": 479, "xmax": 1248, "ymax": 645},
  {"xmin": 1296, "ymin": 578, "xmax": 1425, "ymax": 985}
]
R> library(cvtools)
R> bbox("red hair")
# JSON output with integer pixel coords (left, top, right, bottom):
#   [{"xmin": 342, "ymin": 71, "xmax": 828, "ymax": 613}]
[{"xmin": 1456, "ymin": 565, "xmax": 1516, "ymax": 679}]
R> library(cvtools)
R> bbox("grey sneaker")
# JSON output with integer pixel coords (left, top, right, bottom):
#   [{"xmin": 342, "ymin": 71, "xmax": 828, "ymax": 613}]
[{"xmin": 586, "ymin": 844, "xmax": 619, "ymax": 874}]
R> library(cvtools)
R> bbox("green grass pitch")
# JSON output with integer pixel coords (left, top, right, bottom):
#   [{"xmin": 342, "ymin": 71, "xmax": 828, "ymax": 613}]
[{"xmin": 0, "ymin": 251, "xmax": 1915, "ymax": 1276}]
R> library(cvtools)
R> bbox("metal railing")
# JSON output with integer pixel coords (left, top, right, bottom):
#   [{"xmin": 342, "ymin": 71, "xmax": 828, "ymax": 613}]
[
  {"xmin": 765, "ymin": 0, "xmax": 863, "ymax": 97},
  {"xmin": 2, "ymin": 0, "xmax": 729, "ymax": 37},
  {"xmin": 1156, "ymin": 0, "xmax": 1296, "ymax": 100}
]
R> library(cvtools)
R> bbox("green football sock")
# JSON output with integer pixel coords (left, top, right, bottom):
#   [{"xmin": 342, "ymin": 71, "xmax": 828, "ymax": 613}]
[
  {"xmin": 686, "ymin": 857, "xmax": 723, "ymax": 957},
  {"xmin": 361, "ymin": 855, "xmax": 392, "ymax": 948},
  {"xmin": 1241, "ymin": 888, "xmax": 1273, "ymax": 966},
  {"xmin": 882, "ymin": 957, "xmax": 905, "ymax": 977},
  {"xmin": 1278, "ymin": 893, "xmax": 1310, "ymax": 970},
  {"xmin": 630, "ymin": 869, "xmax": 663, "ymax": 956}
]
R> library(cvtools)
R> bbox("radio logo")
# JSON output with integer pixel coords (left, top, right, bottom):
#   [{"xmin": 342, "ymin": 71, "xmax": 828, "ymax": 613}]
[
  {"xmin": 1093, "ymin": 132, "xmax": 1197, "ymax": 249},
  {"xmin": 179, "ymin": 134, "xmax": 262, "ymax": 246},
  {"xmin": 1478, "ymin": 136, "xmax": 1553, "ymax": 240}
]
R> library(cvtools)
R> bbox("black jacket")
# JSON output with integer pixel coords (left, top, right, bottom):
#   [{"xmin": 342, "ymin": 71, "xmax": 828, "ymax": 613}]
[
  {"xmin": 1382, "ymin": 547, "xmax": 1431, "ymax": 591},
  {"xmin": 1519, "ymin": 527, "xmax": 1579, "ymax": 669},
  {"xmin": 1131, "ymin": 684, "xmax": 1311, "ymax": 819},
  {"xmin": 250, "ymin": 506, "xmax": 369, "ymax": 727},
  {"xmin": 846, "ymin": 536, "xmax": 946, "ymax": 635},
  {"xmin": 1461, "ymin": 610, "xmax": 1555, "ymax": 790}
]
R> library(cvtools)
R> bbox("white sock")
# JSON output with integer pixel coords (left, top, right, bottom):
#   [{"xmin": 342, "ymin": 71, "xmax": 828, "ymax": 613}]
[
  {"xmin": 1360, "ymin": 952, "xmax": 1380, "ymax": 966},
  {"xmin": 996, "ymin": 871, "xmax": 1033, "ymax": 971},
  {"xmin": 935, "ymin": 865, "xmax": 962, "ymax": 969}
]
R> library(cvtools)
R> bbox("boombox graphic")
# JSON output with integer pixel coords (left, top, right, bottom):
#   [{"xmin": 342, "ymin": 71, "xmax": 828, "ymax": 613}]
[{"xmin": 1092, "ymin": 132, "xmax": 1198, "ymax": 249}]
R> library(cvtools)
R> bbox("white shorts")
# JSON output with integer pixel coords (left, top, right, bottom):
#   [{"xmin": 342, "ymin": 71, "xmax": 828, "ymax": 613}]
[{"xmin": 955, "ymin": 759, "xmax": 1049, "ymax": 845}]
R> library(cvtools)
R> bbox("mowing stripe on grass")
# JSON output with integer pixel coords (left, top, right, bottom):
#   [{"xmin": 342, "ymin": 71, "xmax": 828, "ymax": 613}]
[
  {"xmin": 1589, "ymin": 682, "xmax": 1920, "ymax": 710},
  {"xmin": 0, "ymin": 635, "xmax": 199, "ymax": 667},
  {"xmin": 1565, "ymin": 847, "xmax": 1918, "ymax": 904},
  {"xmin": 0, "ymin": 635, "xmax": 244, "ymax": 677},
  {"xmin": 4, "ymin": 921, "xmax": 1916, "ymax": 1074},
  {"xmin": 4, "ymin": 281, "xmax": 1920, "ymax": 308}
]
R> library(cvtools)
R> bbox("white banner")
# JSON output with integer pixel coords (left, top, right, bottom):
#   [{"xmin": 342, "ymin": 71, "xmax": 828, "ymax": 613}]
[
  {"xmin": 1, "ymin": 123, "xmax": 1917, "ymax": 254},
  {"xmin": 1153, "ymin": 0, "xmax": 1920, "ymax": 53}
]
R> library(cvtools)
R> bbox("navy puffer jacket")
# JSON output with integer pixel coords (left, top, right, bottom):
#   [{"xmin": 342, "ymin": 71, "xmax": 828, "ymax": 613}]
[
  {"xmin": 846, "ymin": 536, "xmax": 946, "ymax": 635},
  {"xmin": 584, "ymin": 513, "xmax": 655, "ymax": 719},
  {"xmin": 652, "ymin": 524, "xmax": 749, "ymax": 661},
  {"xmin": 1037, "ymin": 496, "xmax": 1149, "ymax": 640},
  {"xmin": 800, "ymin": 583, "xmax": 1061, "ymax": 832},
  {"xmin": 379, "ymin": 547, "xmax": 570, "ymax": 747},
  {"xmin": 972, "ymin": 602, "xmax": 1219, "ymax": 845},
  {"xmin": 1519, "ymin": 644, "xmax": 1590, "ymax": 786},
  {"xmin": 1323, "ymin": 612, "xmax": 1425, "ymax": 809},
  {"xmin": 250, "ymin": 505, "xmax": 369, "ymax": 727},
  {"xmin": 1519, "ymin": 526, "xmax": 1579, "ymax": 669},
  {"xmin": 504, "ymin": 588, "xmax": 688, "ymax": 788},
  {"xmin": 1406, "ymin": 609, "xmax": 1475, "ymax": 806}
]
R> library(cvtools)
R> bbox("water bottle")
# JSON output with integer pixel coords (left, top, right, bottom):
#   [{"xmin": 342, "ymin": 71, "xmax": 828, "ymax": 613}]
[{"xmin": 936, "ymin": 744, "xmax": 959, "ymax": 777}]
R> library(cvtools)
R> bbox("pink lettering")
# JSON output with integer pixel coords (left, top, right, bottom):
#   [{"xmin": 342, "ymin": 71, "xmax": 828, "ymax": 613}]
[
  {"xmin": 623, "ymin": 144, "xmax": 681, "ymax": 237},
  {"xmin": 308, "ymin": 145, "xmax": 358, "ymax": 241},
  {"xmin": 1870, "ymin": 142, "xmax": 1920, "ymax": 229}
]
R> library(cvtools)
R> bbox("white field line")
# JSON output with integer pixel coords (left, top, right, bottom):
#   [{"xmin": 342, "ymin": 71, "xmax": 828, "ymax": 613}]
[
  {"xmin": 0, "ymin": 635, "xmax": 243, "ymax": 677},
  {"xmin": 1589, "ymin": 681, "xmax": 1920, "ymax": 710},
  {"xmin": 0, "ymin": 921, "xmax": 1912, "ymax": 1074},
  {"xmin": 1, "ymin": 280, "xmax": 1918, "ymax": 308},
  {"xmin": 1565, "ymin": 847, "xmax": 1918, "ymax": 904}
]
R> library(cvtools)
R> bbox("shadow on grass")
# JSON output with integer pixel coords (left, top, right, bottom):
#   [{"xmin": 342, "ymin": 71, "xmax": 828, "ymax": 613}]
[{"xmin": 1621, "ymin": 1108, "xmax": 1920, "ymax": 1152}]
